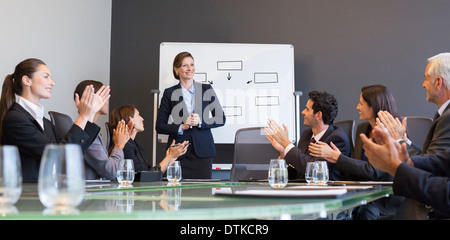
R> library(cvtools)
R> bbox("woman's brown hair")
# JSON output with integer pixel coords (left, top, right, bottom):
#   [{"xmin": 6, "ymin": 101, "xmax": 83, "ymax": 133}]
[
  {"xmin": 172, "ymin": 52, "xmax": 194, "ymax": 80},
  {"xmin": 361, "ymin": 84, "xmax": 401, "ymax": 120},
  {"xmin": 109, "ymin": 104, "xmax": 136, "ymax": 133},
  {"xmin": 0, "ymin": 58, "xmax": 46, "ymax": 141}
]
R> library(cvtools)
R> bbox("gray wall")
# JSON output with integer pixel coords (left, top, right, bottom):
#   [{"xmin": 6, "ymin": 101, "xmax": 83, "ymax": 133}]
[
  {"xmin": 110, "ymin": 0, "xmax": 450, "ymax": 164},
  {"xmin": 1, "ymin": 0, "xmax": 112, "ymax": 139}
]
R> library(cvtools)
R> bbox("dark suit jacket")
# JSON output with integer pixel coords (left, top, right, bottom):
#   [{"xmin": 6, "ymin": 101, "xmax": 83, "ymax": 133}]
[
  {"xmin": 394, "ymin": 160, "xmax": 450, "ymax": 218},
  {"xmin": 335, "ymin": 122, "xmax": 393, "ymax": 181},
  {"xmin": 284, "ymin": 125, "xmax": 352, "ymax": 180},
  {"xmin": 410, "ymin": 103, "xmax": 450, "ymax": 177},
  {"xmin": 123, "ymin": 138, "xmax": 154, "ymax": 172},
  {"xmin": 1, "ymin": 103, "xmax": 100, "ymax": 181},
  {"xmin": 156, "ymin": 81, "xmax": 226, "ymax": 158}
]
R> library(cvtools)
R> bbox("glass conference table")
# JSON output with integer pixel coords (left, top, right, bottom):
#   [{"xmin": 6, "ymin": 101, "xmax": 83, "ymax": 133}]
[{"xmin": 1, "ymin": 180, "xmax": 392, "ymax": 220}]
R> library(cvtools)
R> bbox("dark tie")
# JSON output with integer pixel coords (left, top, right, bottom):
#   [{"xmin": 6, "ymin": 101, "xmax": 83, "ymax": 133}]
[
  {"xmin": 433, "ymin": 111, "xmax": 440, "ymax": 121},
  {"xmin": 305, "ymin": 137, "xmax": 316, "ymax": 155}
]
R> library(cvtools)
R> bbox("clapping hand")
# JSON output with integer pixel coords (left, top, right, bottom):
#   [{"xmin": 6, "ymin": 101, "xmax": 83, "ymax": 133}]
[
  {"xmin": 264, "ymin": 118, "xmax": 291, "ymax": 148},
  {"xmin": 376, "ymin": 111, "xmax": 408, "ymax": 141},
  {"xmin": 167, "ymin": 140, "xmax": 189, "ymax": 160},
  {"xmin": 308, "ymin": 141, "xmax": 341, "ymax": 163},
  {"xmin": 113, "ymin": 120, "xmax": 130, "ymax": 149},
  {"xmin": 75, "ymin": 85, "xmax": 111, "ymax": 124}
]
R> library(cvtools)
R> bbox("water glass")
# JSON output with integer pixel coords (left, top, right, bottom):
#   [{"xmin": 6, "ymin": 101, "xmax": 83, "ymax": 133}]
[
  {"xmin": 305, "ymin": 162, "xmax": 315, "ymax": 184},
  {"xmin": 268, "ymin": 159, "xmax": 288, "ymax": 188},
  {"xmin": 117, "ymin": 159, "xmax": 135, "ymax": 186},
  {"xmin": 167, "ymin": 161, "xmax": 182, "ymax": 183},
  {"xmin": 312, "ymin": 161, "xmax": 329, "ymax": 185},
  {"xmin": 38, "ymin": 144, "xmax": 85, "ymax": 209},
  {"xmin": 0, "ymin": 146, "xmax": 22, "ymax": 206}
]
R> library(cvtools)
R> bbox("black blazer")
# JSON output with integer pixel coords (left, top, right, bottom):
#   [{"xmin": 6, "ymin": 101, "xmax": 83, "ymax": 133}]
[
  {"xmin": 156, "ymin": 81, "xmax": 226, "ymax": 158},
  {"xmin": 410, "ymin": 104, "xmax": 450, "ymax": 177},
  {"xmin": 284, "ymin": 125, "xmax": 352, "ymax": 180},
  {"xmin": 123, "ymin": 138, "xmax": 154, "ymax": 172},
  {"xmin": 394, "ymin": 160, "xmax": 450, "ymax": 218},
  {"xmin": 335, "ymin": 122, "xmax": 393, "ymax": 181},
  {"xmin": 1, "ymin": 103, "xmax": 100, "ymax": 181}
]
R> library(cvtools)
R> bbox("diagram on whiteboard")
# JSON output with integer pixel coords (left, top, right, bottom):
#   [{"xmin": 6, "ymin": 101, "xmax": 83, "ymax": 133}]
[{"xmin": 159, "ymin": 42, "xmax": 295, "ymax": 144}]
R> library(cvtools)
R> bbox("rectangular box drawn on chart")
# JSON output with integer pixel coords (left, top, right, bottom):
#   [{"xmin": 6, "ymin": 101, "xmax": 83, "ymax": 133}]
[
  {"xmin": 217, "ymin": 61, "xmax": 243, "ymax": 71},
  {"xmin": 194, "ymin": 73, "xmax": 207, "ymax": 83},
  {"xmin": 223, "ymin": 106, "xmax": 243, "ymax": 117},
  {"xmin": 254, "ymin": 72, "xmax": 278, "ymax": 84},
  {"xmin": 255, "ymin": 96, "xmax": 280, "ymax": 106}
]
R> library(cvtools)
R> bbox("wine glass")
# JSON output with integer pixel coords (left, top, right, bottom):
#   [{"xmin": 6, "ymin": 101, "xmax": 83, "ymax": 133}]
[
  {"xmin": 0, "ymin": 146, "xmax": 22, "ymax": 206},
  {"xmin": 268, "ymin": 159, "xmax": 288, "ymax": 188},
  {"xmin": 38, "ymin": 144, "xmax": 85, "ymax": 210},
  {"xmin": 167, "ymin": 161, "xmax": 182, "ymax": 183},
  {"xmin": 117, "ymin": 159, "xmax": 135, "ymax": 186}
]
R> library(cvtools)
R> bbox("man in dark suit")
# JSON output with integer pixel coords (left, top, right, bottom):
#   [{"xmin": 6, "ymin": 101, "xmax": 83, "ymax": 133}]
[
  {"xmin": 265, "ymin": 91, "xmax": 351, "ymax": 180},
  {"xmin": 361, "ymin": 126, "xmax": 450, "ymax": 219},
  {"xmin": 374, "ymin": 52, "xmax": 450, "ymax": 219},
  {"xmin": 378, "ymin": 53, "xmax": 450, "ymax": 176},
  {"xmin": 156, "ymin": 80, "xmax": 226, "ymax": 179}
]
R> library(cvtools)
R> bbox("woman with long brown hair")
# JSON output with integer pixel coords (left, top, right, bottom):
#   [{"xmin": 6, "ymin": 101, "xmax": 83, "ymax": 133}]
[{"xmin": 0, "ymin": 58, "xmax": 109, "ymax": 181}]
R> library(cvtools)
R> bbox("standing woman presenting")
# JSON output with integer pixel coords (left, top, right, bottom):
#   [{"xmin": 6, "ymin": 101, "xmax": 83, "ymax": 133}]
[
  {"xmin": 0, "ymin": 58, "xmax": 109, "ymax": 181},
  {"xmin": 156, "ymin": 52, "xmax": 226, "ymax": 179}
]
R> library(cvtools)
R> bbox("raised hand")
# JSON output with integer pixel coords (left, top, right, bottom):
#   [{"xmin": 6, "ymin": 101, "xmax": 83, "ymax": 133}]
[
  {"xmin": 308, "ymin": 141, "xmax": 341, "ymax": 163},
  {"xmin": 74, "ymin": 85, "xmax": 111, "ymax": 127},
  {"xmin": 264, "ymin": 118, "xmax": 291, "ymax": 148},
  {"xmin": 376, "ymin": 110, "xmax": 407, "ymax": 141},
  {"xmin": 265, "ymin": 132, "xmax": 285, "ymax": 156},
  {"xmin": 113, "ymin": 120, "xmax": 130, "ymax": 149}
]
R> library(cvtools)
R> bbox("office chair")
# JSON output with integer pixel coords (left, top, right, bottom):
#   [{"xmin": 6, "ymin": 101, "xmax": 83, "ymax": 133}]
[
  {"xmin": 405, "ymin": 116, "xmax": 433, "ymax": 148},
  {"xmin": 48, "ymin": 111, "xmax": 73, "ymax": 139},
  {"xmin": 230, "ymin": 127, "xmax": 280, "ymax": 182},
  {"xmin": 334, "ymin": 120, "xmax": 355, "ymax": 152}
]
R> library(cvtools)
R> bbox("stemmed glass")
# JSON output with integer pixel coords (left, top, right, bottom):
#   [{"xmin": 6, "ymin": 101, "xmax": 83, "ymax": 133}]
[{"xmin": 38, "ymin": 144, "xmax": 85, "ymax": 212}]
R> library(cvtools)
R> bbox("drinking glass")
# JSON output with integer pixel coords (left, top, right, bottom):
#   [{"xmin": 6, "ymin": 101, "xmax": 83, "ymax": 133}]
[
  {"xmin": 268, "ymin": 159, "xmax": 288, "ymax": 188},
  {"xmin": 167, "ymin": 161, "xmax": 182, "ymax": 183},
  {"xmin": 117, "ymin": 159, "xmax": 135, "ymax": 186},
  {"xmin": 305, "ymin": 161, "xmax": 315, "ymax": 184},
  {"xmin": 0, "ymin": 146, "xmax": 22, "ymax": 206},
  {"xmin": 38, "ymin": 144, "xmax": 85, "ymax": 209},
  {"xmin": 312, "ymin": 161, "xmax": 329, "ymax": 185}
]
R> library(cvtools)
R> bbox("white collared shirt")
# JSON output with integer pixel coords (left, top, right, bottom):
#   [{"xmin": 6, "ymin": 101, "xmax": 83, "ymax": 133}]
[
  {"xmin": 16, "ymin": 95, "xmax": 45, "ymax": 130},
  {"xmin": 284, "ymin": 126, "xmax": 328, "ymax": 156},
  {"xmin": 181, "ymin": 83, "xmax": 195, "ymax": 114},
  {"xmin": 178, "ymin": 83, "xmax": 197, "ymax": 135},
  {"xmin": 438, "ymin": 99, "xmax": 450, "ymax": 117},
  {"xmin": 311, "ymin": 128, "xmax": 327, "ymax": 143}
]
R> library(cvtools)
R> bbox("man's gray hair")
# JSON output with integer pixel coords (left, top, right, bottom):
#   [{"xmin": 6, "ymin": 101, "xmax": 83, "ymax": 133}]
[{"xmin": 427, "ymin": 52, "xmax": 450, "ymax": 89}]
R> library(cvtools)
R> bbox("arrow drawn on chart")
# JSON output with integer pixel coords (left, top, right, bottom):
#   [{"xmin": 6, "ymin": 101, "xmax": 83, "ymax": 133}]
[{"xmin": 227, "ymin": 73, "xmax": 232, "ymax": 80}]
